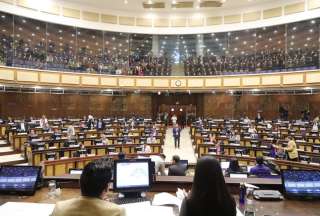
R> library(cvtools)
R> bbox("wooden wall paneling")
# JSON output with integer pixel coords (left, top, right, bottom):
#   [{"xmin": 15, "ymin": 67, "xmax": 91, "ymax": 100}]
[{"xmin": 1, "ymin": 92, "xmax": 320, "ymax": 120}]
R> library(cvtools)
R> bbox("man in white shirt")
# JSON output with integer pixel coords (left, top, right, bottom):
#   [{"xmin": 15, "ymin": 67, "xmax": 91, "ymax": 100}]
[
  {"xmin": 150, "ymin": 154, "xmax": 166, "ymax": 176},
  {"xmin": 171, "ymin": 114, "xmax": 177, "ymax": 125}
]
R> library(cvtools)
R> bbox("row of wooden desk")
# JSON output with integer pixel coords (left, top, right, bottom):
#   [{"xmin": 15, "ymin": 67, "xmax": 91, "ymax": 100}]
[
  {"xmin": 41, "ymin": 153, "xmax": 160, "ymax": 176},
  {"xmin": 197, "ymin": 143, "xmax": 320, "ymax": 159},
  {"xmin": 201, "ymin": 153, "xmax": 320, "ymax": 170},
  {"xmin": 1, "ymin": 176, "xmax": 319, "ymax": 216},
  {"xmin": 29, "ymin": 143, "xmax": 163, "ymax": 166},
  {"xmin": 11, "ymin": 129, "xmax": 166, "ymax": 152}
]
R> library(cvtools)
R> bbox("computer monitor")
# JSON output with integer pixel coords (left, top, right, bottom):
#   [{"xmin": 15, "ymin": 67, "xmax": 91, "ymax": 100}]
[
  {"xmin": 0, "ymin": 166, "xmax": 41, "ymax": 196},
  {"xmin": 113, "ymin": 159, "xmax": 152, "ymax": 198},
  {"xmin": 281, "ymin": 170, "xmax": 320, "ymax": 199},
  {"xmin": 64, "ymin": 140, "xmax": 77, "ymax": 147},
  {"xmin": 69, "ymin": 168, "xmax": 83, "ymax": 175},
  {"xmin": 117, "ymin": 138, "xmax": 124, "ymax": 144},
  {"xmin": 180, "ymin": 160, "xmax": 188, "ymax": 171},
  {"xmin": 312, "ymin": 145, "xmax": 320, "ymax": 153},
  {"xmin": 45, "ymin": 152, "xmax": 56, "ymax": 161},
  {"xmin": 52, "ymin": 133, "xmax": 62, "ymax": 140},
  {"xmin": 221, "ymin": 161, "xmax": 230, "ymax": 170},
  {"xmin": 30, "ymin": 142, "xmax": 45, "ymax": 151},
  {"xmin": 77, "ymin": 133, "xmax": 85, "ymax": 139}
]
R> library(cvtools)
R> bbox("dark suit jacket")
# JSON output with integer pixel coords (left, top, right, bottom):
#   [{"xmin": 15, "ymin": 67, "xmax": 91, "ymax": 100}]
[
  {"xmin": 168, "ymin": 163, "xmax": 186, "ymax": 176},
  {"xmin": 173, "ymin": 127, "xmax": 181, "ymax": 138}
]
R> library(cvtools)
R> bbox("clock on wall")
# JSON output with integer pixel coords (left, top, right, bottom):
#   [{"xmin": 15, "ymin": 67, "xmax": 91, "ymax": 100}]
[{"xmin": 175, "ymin": 80, "xmax": 182, "ymax": 87}]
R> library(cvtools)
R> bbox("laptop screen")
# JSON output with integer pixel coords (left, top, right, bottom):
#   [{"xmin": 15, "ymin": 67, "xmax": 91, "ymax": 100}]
[
  {"xmin": 0, "ymin": 166, "xmax": 41, "ymax": 195},
  {"xmin": 282, "ymin": 170, "xmax": 320, "ymax": 198}
]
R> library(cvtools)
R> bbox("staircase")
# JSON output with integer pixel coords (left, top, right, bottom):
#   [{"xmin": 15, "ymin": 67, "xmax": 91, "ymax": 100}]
[{"xmin": 0, "ymin": 139, "xmax": 27, "ymax": 165}]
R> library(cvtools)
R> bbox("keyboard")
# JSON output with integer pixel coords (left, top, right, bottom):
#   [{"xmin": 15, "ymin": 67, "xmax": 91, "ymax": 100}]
[{"xmin": 110, "ymin": 197, "xmax": 150, "ymax": 205}]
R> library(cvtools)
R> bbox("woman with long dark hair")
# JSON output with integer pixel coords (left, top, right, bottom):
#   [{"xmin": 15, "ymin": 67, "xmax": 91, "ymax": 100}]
[{"xmin": 179, "ymin": 156, "xmax": 236, "ymax": 216}]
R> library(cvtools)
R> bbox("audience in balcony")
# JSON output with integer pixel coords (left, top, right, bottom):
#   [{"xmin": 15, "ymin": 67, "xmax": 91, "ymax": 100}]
[{"xmin": 0, "ymin": 15, "xmax": 319, "ymax": 76}]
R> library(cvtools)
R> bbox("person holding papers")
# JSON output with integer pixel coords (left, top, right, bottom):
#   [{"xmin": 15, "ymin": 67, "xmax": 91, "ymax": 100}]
[
  {"xmin": 51, "ymin": 158, "xmax": 125, "ymax": 216},
  {"xmin": 179, "ymin": 156, "xmax": 236, "ymax": 216}
]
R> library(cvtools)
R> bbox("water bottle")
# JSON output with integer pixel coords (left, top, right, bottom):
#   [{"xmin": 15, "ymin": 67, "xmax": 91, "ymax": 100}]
[
  {"xmin": 244, "ymin": 198, "xmax": 255, "ymax": 216},
  {"xmin": 48, "ymin": 180, "xmax": 56, "ymax": 199},
  {"xmin": 239, "ymin": 183, "xmax": 246, "ymax": 205}
]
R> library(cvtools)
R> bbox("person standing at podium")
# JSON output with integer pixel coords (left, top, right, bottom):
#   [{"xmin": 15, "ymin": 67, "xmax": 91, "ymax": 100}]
[{"xmin": 51, "ymin": 158, "xmax": 125, "ymax": 216}]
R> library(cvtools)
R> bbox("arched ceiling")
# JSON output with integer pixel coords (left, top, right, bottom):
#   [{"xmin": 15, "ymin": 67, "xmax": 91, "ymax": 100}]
[{"xmin": 61, "ymin": 0, "xmax": 300, "ymax": 15}]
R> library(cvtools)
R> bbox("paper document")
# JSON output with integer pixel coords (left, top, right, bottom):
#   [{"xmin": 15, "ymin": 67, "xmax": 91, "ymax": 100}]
[
  {"xmin": 152, "ymin": 192, "xmax": 182, "ymax": 207},
  {"xmin": 0, "ymin": 202, "xmax": 55, "ymax": 216},
  {"xmin": 122, "ymin": 201, "xmax": 175, "ymax": 216},
  {"xmin": 237, "ymin": 208, "xmax": 244, "ymax": 216}
]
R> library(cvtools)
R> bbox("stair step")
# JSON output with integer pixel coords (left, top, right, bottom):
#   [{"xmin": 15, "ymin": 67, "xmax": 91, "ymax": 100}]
[
  {"xmin": 0, "ymin": 154, "xmax": 26, "ymax": 165},
  {"xmin": 0, "ymin": 140, "xmax": 8, "ymax": 146}
]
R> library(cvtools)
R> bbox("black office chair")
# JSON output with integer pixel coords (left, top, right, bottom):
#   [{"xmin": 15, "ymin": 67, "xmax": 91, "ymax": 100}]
[
  {"xmin": 45, "ymin": 152, "xmax": 56, "ymax": 161},
  {"xmin": 300, "ymin": 155, "xmax": 311, "ymax": 163}
]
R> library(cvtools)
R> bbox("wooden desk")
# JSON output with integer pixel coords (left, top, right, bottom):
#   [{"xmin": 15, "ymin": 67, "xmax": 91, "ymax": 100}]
[
  {"xmin": 30, "ymin": 143, "xmax": 163, "ymax": 165},
  {"xmin": 203, "ymin": 154, "xmax": 320, "ymax": 170},
  {"xmin": 42, "ymin": 153, "xmax": 160, "ymax": 176},
  {"xmin": 1, "ymin": 187, "xmax": 319, "ymax": 216}
]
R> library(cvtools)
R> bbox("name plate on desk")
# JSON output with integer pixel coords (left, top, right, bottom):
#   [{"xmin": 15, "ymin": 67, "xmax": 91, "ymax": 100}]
[{"xmin": 230, "ymin": 173, "xmax": 248, "ymax": 179}]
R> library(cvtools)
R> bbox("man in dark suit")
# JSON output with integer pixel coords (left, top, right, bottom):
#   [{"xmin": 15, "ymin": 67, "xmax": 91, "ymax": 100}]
[
  {"xmin": 173, "ymin": 124, "xmax": 181, "ymax": 148},
  {"xmin": 168, "ymin": 155, "xmax": 186, "ymax": 176}
]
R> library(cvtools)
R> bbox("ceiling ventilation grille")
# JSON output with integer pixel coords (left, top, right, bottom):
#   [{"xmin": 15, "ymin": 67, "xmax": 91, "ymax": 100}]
[
  {"xmin": 200, "ymin": 1, "xmax": 223, "ymax": 8},
  {"xmin": 143, "ymin": 2, "xmax": 165, "ymax": 9},
  {"xmin": 171, "ymin": 1, "xmax": 194, "ymax": 8}
]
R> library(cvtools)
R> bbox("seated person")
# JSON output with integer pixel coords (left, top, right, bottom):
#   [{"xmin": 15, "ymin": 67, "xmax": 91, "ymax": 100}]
[
  {"xmin": 249, "ymin": 156, "xmax": 271, "ymax": 177},
  {"xmin": 51, "ymin": 158, "xmax": 125, "ymax": 216},
  {"xmin": 28, "ymin": 129, "xmax": 38, "ymax": 141},
  {"xmin": 150, "ymin": 154, "xmax": 166, "ymax": 176},
  {"xmin": 67, "ymin": 125, "xmax": 76, "ymax": 140},
  {"xmin": 146, "ymin": 135, "xmax": 156, "ymax": 144},
  {"xmin": 123, "ymin": 136, "xmax": 133, "ymax": 144},
  {"xmin": 248, "ymin": 124, "xmax": 257, "ymax": 135},
  {"xmin": 168, "ymin": 155, "xmax": 186, "ymax": 176},
  {"xmin": 118, "ymin": 152, "xmax": 125, "ymax": 160},
  {"xmin": 40, "ymin": 115, "xmax": 49, "ymax": 130},
  {"xmin": 243, "ymin": 116, "xmax": 251, "ymax": 124},
  {"xmin": 64, "ymin": 139, "xmax": 77, "ymax": 148},
  {"xmin": 255, "ymin": 112, "xmax": 264, "ymax": 123},
  {"xmin": 51, "ymin": 128, "xmax": 61, "ymax": 140},
  {"xmin": 274, "ymin": 136, "xmax": 299, "ymax": 161},
  {"xmin": 17, "ymin": 119, "xmax": 28, "ymax": 132},
  {"xmin": 75, "ymin": 144, "xmax": 88, "ymax": 157},
  {"xmin": 312, "ymin": 122, "xmax": 318, "ymax": 132},
  {"xmin": 101, "ymin": 134, "xmax": 109, "ymax": 145},
  {"xmin": 141, "ymin": 144, "xmax": 152, "ymax": 153},
  {"xmin": 179, "ymin": 156, "xmax": 236, "ymax": 216},
  {"xmin": 208, "ymin": 133, "xmax": 216, "ymax": 144},
  {"xmin": 226, "ymin": 158, "xmax": 244, "ymax": 175}
]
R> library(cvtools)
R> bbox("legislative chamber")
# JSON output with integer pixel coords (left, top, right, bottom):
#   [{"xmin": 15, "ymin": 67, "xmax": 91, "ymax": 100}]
[{"xmin": 1, "ymin": 0, "xmax": 320, "ymax": 216}]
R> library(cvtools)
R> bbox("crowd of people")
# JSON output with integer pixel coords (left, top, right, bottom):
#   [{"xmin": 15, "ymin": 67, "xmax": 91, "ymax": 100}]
[
  {"xmin": 1, "ymin": 16, "xmax": 320, "ymax": 76},
  {"xmin": 183, "ymin": 48, "xmax": 319, "ymax": 76},
  {"xmin": 129, "ymin": 54, "xmax": 172, "ymax": 76}
]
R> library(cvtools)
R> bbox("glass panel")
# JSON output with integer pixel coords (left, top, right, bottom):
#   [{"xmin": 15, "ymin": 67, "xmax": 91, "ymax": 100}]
[
  {"xmin": 227, "ymin": 29, "xmax": 256, "ymax": 74},
  {"xmin": 77, "ymin": 28, "xmax": 103, "ymax": 73},
  {"xmin": 129, "ymin": 34, "xmax": 153, "ymax": 75},
  {"xmin": 46, "ymin": 23, "xmax": 77, "ymax": 72},
  {"xmin": 0, "ymin": 12, "xmax": 13, "ymax": 66},
  {"xmin": 103, "ymin": 32, "xmax": 129, "ymax": 75},
  {"xmin": 255, "ymin": 25, "xmax": 286, "ymax": 72},
  {"xmin": 13, "ymin": 16, "xmax": 46, "ymax": 69},
  {"xmin": 286, "ymin": 19, "xmax": 319, "ymax": 70},
  {"xmin": 202, "ymin": 32, "xmax": 228, "ymax": 75}
]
